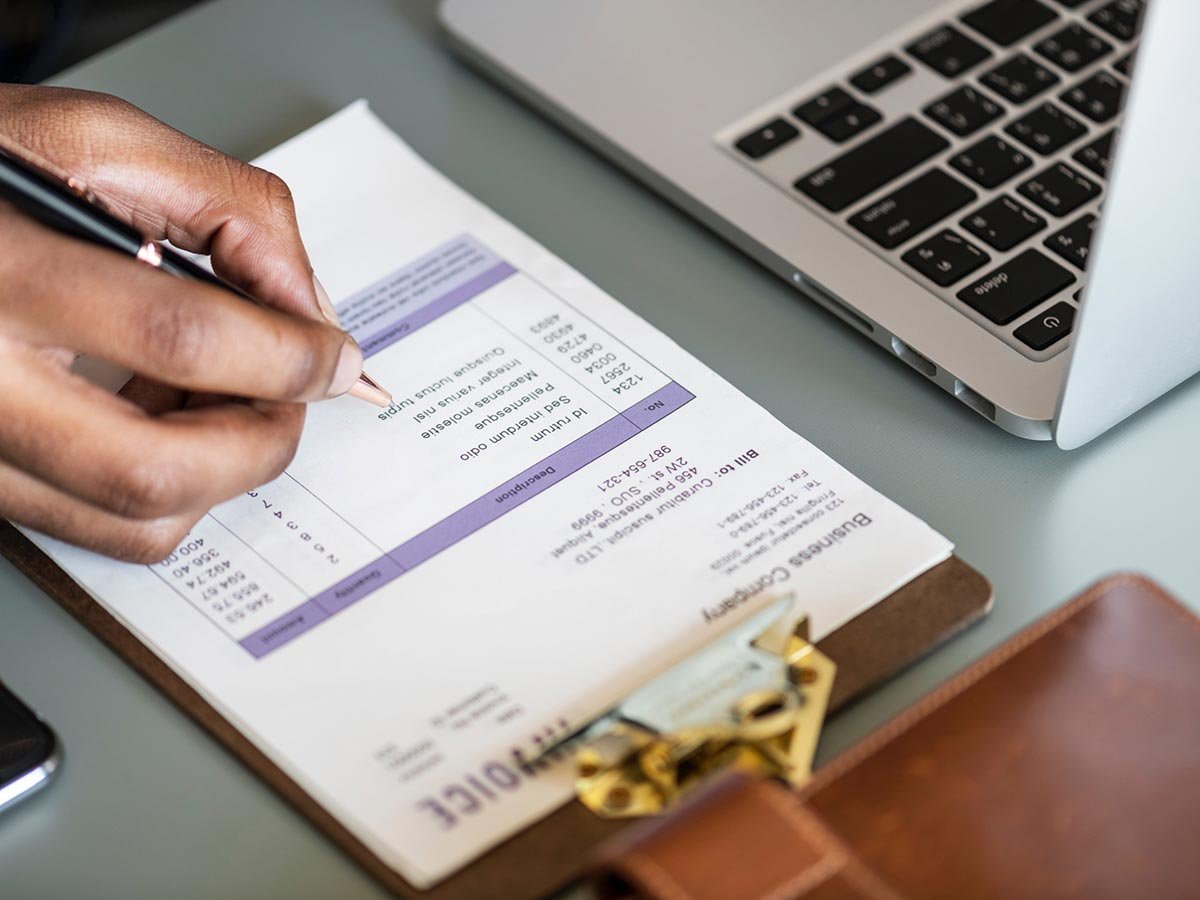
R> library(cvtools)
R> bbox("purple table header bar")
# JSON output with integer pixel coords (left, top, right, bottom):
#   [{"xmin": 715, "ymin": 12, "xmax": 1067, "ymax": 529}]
[
  {"xmin": 312, "ymin": 556, "xmax": 407, "ymax": 616},
  {"xmin": 357, "ymin": 262, "xmax": 516, "ymax": 358},
  {"xmin": 389, "ymin": 415, "xmax": 638, "ymax": 570},
  {"xmin": 335, "ymin": 233, "xmax": 517, "ymax": 359},
  {"xmin": 623, "ymin": 381, "xmax": 695, "ymax": 429},
  {"xmin": 239, "ymin": 600, "xmax": 330, "ymax": 658},
  {"xmin": 240, "ymin": 381, "xmax": 692, "ymax": 657}
]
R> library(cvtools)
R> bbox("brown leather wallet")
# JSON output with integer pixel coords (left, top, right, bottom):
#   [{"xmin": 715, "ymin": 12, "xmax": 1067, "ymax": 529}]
[{"xmin": 591, "ymin": 573, "xmax": 1200, "ymax": 900}]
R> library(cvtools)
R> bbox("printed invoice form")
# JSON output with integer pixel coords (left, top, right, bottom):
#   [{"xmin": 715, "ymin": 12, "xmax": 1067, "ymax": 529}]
[{"xmin": 25, "ymin": 103, "xmax": 952, "ymax": 887}]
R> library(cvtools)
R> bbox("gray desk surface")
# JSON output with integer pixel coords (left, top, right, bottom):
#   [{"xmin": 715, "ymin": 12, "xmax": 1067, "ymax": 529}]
[{"xmin": 2, "ymin": 1, "xmax": 1198, "ymax": 897}]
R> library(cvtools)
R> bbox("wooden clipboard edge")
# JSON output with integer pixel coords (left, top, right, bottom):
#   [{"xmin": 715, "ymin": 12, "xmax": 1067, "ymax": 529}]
[
  {"xmin": 823, "ymin": 554, "xmax": 993, "ymax": 711},
  {"xmin": 0, "ymin": 523, "xmax": 990, "ymax": 899}
]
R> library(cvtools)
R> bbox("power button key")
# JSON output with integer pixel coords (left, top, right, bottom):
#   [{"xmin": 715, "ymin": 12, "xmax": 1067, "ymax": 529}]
[{"xmin": 1015, "ymin": 301, "xmax": 1075, "ymax": 350}]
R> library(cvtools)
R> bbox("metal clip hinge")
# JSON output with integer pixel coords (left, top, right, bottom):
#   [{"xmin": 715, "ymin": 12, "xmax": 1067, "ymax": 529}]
[{"xmin": 568, "ymin": 595, "xmax": 835, "ymax": 817}]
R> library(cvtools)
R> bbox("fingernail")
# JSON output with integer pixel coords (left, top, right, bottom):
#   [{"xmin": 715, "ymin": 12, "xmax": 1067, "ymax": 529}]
[
  {"xmin": 349, "ymin": 371, "xmax": 393, "ymax": 407},
  {"xmin": 313, "ymin": 274, "xmax": 341, "ymax": 326},
  {"xmin": 329, "ymin": 339, "xmax": 364, "ymax": 398}
]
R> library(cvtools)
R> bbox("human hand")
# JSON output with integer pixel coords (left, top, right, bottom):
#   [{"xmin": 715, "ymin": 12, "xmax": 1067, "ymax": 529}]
[{"xmin": 0, "ymin": 85, "xmax": 373, "ymax": 562}]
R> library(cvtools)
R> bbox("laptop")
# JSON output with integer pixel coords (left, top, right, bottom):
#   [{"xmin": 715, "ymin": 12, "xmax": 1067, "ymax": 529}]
[{"xmin": 440, "ymin": 0, "xmax": 1199, "ymax": 448}]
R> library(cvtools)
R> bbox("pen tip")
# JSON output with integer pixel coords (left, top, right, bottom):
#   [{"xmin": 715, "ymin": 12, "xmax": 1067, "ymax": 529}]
[
  {"xmin": 349, "ymin": 372, "xmax": 393, "ymax": 408},
  {"xmin": 358, "ymin": 370, "xmax": 385, "ymax": 391}
]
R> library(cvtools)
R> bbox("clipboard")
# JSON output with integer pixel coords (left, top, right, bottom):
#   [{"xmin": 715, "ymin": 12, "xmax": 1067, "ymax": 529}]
[{"xmin": 0, "ymin": 522, "xmax": 990, "ymax": 899}]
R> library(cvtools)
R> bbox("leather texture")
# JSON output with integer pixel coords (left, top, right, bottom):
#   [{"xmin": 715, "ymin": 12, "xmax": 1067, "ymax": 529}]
[{"xmin": 592, "ymin": 574, "xmax": 1200, "ymax": 900}]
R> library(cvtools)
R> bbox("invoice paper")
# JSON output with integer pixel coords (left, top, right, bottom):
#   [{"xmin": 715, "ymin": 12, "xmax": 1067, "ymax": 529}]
[{"xmin": 25, "ymin": 102, "xmax": 952, "ymax": 887}]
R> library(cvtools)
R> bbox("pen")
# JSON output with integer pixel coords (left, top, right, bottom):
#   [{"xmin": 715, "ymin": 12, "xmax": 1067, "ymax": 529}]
[{"xmin": 0, "ymin": 139, "xmax": 391, "ymax": 407}]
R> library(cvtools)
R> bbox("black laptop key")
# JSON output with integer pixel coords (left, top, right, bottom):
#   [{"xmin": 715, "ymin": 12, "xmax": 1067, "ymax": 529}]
[
  {"xmin": 1034, "ymin": 24, "xmax": 1113, "ymax": 72},
  {"xmin": 1044, "ymin": 213, "xmax": 1097, "ymax": 269},
  {"xmin": 794, "ymin": 87, "xmax": 855, "ymax": 126},
  {"xmin": 795, "ymin": 118, "xmax": 949, "ymax": 213},
  {"xmin": 962, "ymin": 0, "xmax": 1058, "ymax": 46},
  {"xmin": 1073, "ymin": 129, "xmax": 1116, "ymax": 178},
  {"xmin": 924, "ymin": 86, "xmax": 1004, "ymax": 137},
  {"xmin": 1113, "ymin": 51, "xmax": 1135, "ymax": 76},
  {"xmin": 1089, "ymin": 0, "xmax": 1144, "ymax": 42},
  {"xmin": 794, "ymin": 88, "xmax": 882, "ymax": 143},
  {"xmin": 1061, "ymin": 71, "xmax": 1126, "ymax": 123},
  {"xmin": 982, "ymin": 54, "xmax": 1060, "ymax": 104},
  {"xmin": 903, "ymin": 230, "xmax": 991, "ymax": 287},
  {"xmin": 850, "ymin": 169, "xmax": 977, "ymax": 249},
  {"xmin": 1018, "ymin": 163, "xmax": 1101, "ymax": 216},
  {"xmin": 734, "ymin": 118, "xmax": 800, "ymax": 160},
  {"xmin": 1015, "ymin": 301, "xmax": 1075, "ymax": 349},
  {"xmin": 851, "ymin": 55, "xmax": 913, "ymax": 94},
  {"xmin": 818, "ymin": 102, "xmax": 883, "ymax": 143},
  {"xmin": 962, "ymin": 195, "xmax": 1047, "ymax": 250},
  {"xmin": 1005, "ymin": 102, "xmax": 1086, "ymax": 154},
  {"xmin": 906, "ymin": 25, "xmax": 992, "ymax": 78},
  {"xmin": 951, "ymin": 135, "xmax": 1033, "ymax": 188},
  {"xmin": 957, "ymin": 249, "xmax": 1075, "ymax": 324}
]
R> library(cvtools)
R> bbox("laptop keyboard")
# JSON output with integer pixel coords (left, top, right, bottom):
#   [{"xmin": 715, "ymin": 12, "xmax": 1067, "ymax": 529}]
[{"xmin": 718, "ymin": 0, "xmax": 1144, "ymax": 360}]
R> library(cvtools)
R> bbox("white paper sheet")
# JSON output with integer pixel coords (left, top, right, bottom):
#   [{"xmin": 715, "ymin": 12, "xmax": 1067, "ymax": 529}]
[{"xmin": 24, "ymin": 102, "xmax": 952, "ymax": 887}]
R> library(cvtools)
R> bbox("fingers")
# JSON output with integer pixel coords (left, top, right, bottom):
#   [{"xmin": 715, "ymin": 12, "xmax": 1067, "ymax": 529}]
[
  {"xmin": 0, "ymin": 87, "xmax": 368, "ymax": 563},
  {"xmin": 118, "ymin": 374, "xmax": 187, "ymax": 415},
  {"xmin": 0, "ymin": 459, "xmax": 195, "ymax": 564},
  {"xmin": 0, "ymin": 340, "xmax": 307, "ymax": 522},
  {"xmin": 0, "ymin": 85, "xmax": 323, "ymax": 321},
  {"xmin": 0, "ymin": 209, "xmax": 363, "ymax": 401}
]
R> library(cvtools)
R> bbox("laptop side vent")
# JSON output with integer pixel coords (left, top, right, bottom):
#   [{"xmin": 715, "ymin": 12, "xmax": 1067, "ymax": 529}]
[{"xmin": 790, "ymin": 272, "xmax": 874, "ymax": 335}]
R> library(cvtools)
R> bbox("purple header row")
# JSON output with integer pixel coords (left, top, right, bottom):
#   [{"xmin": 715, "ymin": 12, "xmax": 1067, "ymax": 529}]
[
  {"xmin": 335, "ymin": 233, "xmax": 516, "ymax": 358},
  {"xmin": 239, "ymin": 381, "xmax": 694, "ymax": 657}
]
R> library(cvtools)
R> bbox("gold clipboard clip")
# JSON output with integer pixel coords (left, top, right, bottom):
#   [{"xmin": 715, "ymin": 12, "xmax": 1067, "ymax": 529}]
[{"xmin": 544, "ymin": 595, "xmax": 835, "ymax": 818}]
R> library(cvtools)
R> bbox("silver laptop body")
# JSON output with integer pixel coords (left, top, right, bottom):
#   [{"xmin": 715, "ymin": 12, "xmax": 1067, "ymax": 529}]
[{"xmin": 441, "ymin": 0, "xmax": 1200, "ymax": 448}]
